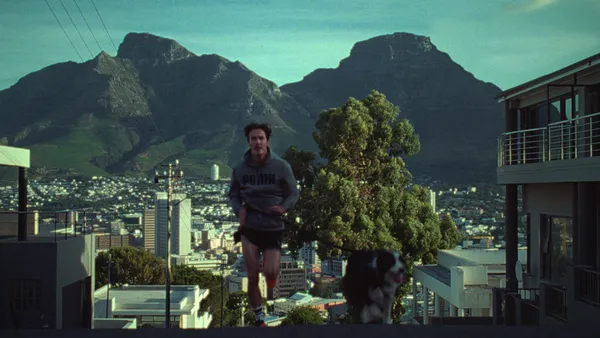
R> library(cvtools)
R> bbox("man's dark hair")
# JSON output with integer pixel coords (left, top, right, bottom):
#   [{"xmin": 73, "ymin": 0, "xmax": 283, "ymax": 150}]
[{"xmin": 244, "ymin": 123, "xmax": 272, "ymax": 141}]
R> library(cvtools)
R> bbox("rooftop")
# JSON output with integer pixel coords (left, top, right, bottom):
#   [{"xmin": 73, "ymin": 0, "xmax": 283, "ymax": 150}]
[
  {"xmin": 418, "ymin": 265, "xmax": 450, "ymax": 286},
  {"xmin": 495, "ymin": 52, "xmax": 600, "ymax": 101},
  {"xmin": 441, "ymin": 248, "xmax": 528, "ymax": 266},
  {"xmin": 94, "ymin": 285, "xmax": 209, "ymax": 315}
]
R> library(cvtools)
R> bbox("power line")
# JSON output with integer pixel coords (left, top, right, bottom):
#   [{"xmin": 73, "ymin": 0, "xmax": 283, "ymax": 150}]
[
  {"xmin": 44, "ymin": 0, "xmax": 84, "ymax": 62},
  {"xmin": 59, "ymin": 0, "xmax": 95, "ymax": 58},
  {"xmin": 45, "ymin": 0, "xmax": 176, "ymax": 170},
  {"xmin": 89, "ymin": 0, "xmax": 118, "ymax": 52},
  {"xmin": 87, "ymin": 0, "xmax": 174, "ymax": 157},
  {"xmin": 72, "ymin": 0, "xmax": 103, "ymax": 52}
]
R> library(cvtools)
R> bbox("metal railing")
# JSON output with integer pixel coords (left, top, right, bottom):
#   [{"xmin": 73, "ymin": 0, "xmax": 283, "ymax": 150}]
[
  {"xmin": 0, "ymin": 210, "xmax": 91, "ymax": 241},
  {"xmin": 544, "ymin": 284, "xmax": 568, "ymax": 322},
  {"xmin": 575, "ymin": 266, "xmax": 600, "ymax": 307},
  {"xmin": 498, "ymin": 128, "xmax": 546, "ymax": 166},
  {"xmin": 493, "ymin": 288, "xmax": 540, "ymax": 325},
  {"xmin": 498, "ymin": 111, "xmax": 600, "ymax": 167}
]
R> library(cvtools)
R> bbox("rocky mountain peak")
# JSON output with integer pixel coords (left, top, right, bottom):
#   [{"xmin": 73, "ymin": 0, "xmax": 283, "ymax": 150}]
[
  {"xmin": 117, "ymin": 32, "xmax": 195, "ymax": 66},
  {"xmin": 347, "ymin": 32, "xmax": 436, "ymax": 63}
]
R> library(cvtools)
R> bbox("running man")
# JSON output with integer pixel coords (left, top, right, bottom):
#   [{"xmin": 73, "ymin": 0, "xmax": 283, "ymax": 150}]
[{"xmin": 228, "ymin": 122, "xmax": 299, "ymax": 327}]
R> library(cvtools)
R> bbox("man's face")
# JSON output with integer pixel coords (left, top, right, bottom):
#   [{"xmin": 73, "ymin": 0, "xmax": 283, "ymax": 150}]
[{"xmin": 248, "ymin": 128, "xmax": 269, "ymax": 156}]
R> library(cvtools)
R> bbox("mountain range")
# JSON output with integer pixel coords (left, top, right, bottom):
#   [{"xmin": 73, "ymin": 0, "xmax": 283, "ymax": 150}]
[{"xmin": 0, "ymin": 32, "xmax": 503, "ymax": 183}]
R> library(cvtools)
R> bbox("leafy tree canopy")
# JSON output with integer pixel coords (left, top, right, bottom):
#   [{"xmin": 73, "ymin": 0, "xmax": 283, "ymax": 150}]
[
  {"xmin": 283, "ymin": 90, "xmax": 459, "ymax": 320},
  {"xmin": 95, "ymin": 247, "xmax": 164, "ymax": 288},
  {"xmin": 439, "ymin": 213, "xmax": 461, "ymax": 248},
  {"xmin": 281, "ymin": 306, "xmax": 325, "ymax": 326}
]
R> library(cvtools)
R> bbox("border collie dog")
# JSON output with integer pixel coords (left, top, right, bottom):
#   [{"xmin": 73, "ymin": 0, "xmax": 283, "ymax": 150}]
[{"xmin": 342, "ymin": 250, "xmax": 407, "ymax": 324}]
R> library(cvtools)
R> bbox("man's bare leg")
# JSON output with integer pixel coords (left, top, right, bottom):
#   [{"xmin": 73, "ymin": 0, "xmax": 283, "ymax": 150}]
[
  {"xmin": 242, "ymin": 236, "xmax": 264, "ymax": 324},
  {"xmin": 262, "ymin": 248, "xmax": 281, "ymax": 300}
]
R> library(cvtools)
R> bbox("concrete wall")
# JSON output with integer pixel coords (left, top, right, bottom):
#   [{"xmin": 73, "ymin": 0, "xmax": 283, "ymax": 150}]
[
  {"xmin": 522, "ymin": 183, "xmax": 574, "ymax": 288},
  {"xmin": 0, "ymin": 234, "xmax": 94, "ymax": 329},
  {"xmin": 0, "ymin": 240, "xmax": 58, "ymax": 329},
  {"xmin": 438, "ymin": 251, "xmax": 478, "ymax": 268},
  {"xmin": 498, "ymin": 158, "xmax": 600, "ymax": 185},
  {"xmin": 55, "ymin": 234, "xmax": 95, "ymax": 328},
  {"xmin": 94, "ymin": 318, "xmax": 137, "ymax": 329},
  {"xmin": 1, "ymin": 319, "xmax": 589, "ymax": 337}
]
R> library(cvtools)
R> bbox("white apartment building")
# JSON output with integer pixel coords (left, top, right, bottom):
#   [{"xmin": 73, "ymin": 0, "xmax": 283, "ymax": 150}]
[
  {"xmin": 155, "ymin": 193, "xmax": 192, "ymax": 259},
  {"xmin": 298, "ymin": 241, "xmax": 321, "ymax": 266},
  {"xmin": 321, "ymin": 258, "xmax": 347, "ymax": 278},
  {"xmin": 413, "ymin": 248, "xmax": 527, "ymax": 325},
  {"xmin": 94, "ymin": 285, "xmax": 212, "ymax": 329}
]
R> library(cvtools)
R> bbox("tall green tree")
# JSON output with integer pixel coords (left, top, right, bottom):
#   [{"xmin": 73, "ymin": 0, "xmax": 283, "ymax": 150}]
[
  {"xmin": 225, "ymin": 291, "xmax": 258, "ymax": 327},
  {"xmin": 171, "ymin": 265, "xmax": 230, "ymax": 328},
  {"xmin": 282, "ymin": 145, "xmax": 318, "ymax": 190},
  {"xmin": 95, "ymin": 247, "xmax": 165, "ymax": 289},
  {"xmin": 439, "ymin": 213, "xmax": 461, "ymax": 248},
  {"xmin": 284, "ymin": 90, "xmax": 454, "ymax": 321},
  {"xmin": 281, "ymin": 306, "xmax": 325, "ymax": 326}
]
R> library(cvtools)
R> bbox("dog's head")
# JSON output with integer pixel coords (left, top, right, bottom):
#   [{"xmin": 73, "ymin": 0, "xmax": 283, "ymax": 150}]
[{"xmin": 369, "ymin": 250, "xmax": 406, "ymax": 285}]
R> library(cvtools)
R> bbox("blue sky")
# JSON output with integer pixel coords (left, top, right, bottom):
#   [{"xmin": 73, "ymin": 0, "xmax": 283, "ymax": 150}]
[{"xmin": 0, "ymin": 0, "xmax": 598, "ymax": 91}]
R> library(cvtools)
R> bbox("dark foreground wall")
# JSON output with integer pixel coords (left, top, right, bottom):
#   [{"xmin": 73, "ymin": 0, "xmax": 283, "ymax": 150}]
[{"xmin": 1, "ymin": 324, "xmax": 599, "ymax": 338}]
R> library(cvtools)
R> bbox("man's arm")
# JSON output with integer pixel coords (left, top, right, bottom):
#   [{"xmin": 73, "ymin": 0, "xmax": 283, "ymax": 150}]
[
  {"xmin": 227, "ymin": 169, "xmax": 243, "ymax": 217},
  {"xmin": 280, "ymin": 161, "xmax": 299, "ymax": 212}
]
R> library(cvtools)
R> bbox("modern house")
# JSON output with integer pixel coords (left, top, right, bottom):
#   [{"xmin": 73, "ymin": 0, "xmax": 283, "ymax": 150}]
[
  {"xmin": 412, "ymin": 248, "xmax": 527, "ymax": 325},
  {"xmin": 496, "ymin": 52, "xmax": 600, "ymax": 324},
  {"xmin": 0, "ymin": 145, "xmax": 96, "ymax": 330},
  {"xmin": 94, "ymin": 285, "xmax": 212, "ymax": 329}
]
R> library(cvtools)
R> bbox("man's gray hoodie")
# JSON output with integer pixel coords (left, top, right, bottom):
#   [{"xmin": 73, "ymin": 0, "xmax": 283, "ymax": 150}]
[{"xmin": 228, "ymin": 148, "xmax": 299, "ymax": 231}]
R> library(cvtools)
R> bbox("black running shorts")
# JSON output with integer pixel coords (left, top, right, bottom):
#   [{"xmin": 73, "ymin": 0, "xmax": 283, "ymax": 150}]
[{"xmin": 240, "ymin": 227, "xmax": 284, "ymax": 252}]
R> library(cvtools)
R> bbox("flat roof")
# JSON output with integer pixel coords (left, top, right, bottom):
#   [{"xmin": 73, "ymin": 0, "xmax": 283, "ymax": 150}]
[
  {"xmin": 417, "ymin": 265, "xmax": 450, "ymax": 286},
  {"xmin": 94, "ymin": 285, "xmax": 209, "ymax": 315},
  {"xmin": 495, "ymin": 52, "xmax": 600, "ymax": 101},
  {"xmin": 441, "ymin": 248, "xmax": 527, "ymax": 266},
  {"xmin": 0, "ymin": 145, "xmax": 30, "ymax": 168}
]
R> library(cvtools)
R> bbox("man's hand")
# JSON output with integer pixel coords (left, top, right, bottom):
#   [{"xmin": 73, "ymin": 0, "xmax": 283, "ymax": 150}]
[
  {"xmin": 269, "ymin": 205, "xmax": 286, "ymax": 215},
  {"xmin": 239, "ymin": 206, "xmax": 247, "ymax": 226}
]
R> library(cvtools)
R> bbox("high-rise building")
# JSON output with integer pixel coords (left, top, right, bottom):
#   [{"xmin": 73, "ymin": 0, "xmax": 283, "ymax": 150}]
[
  {"xmin": 298, "ymin": 241, "xmax": 320, "ymax": 266},
  {"xmin": 154, "ymin": 193, "xmax": 192, "ymax": 259},
  {"xmin": 210, "ymin": 164, "xmax": 219, "ymax": 181},
  {"xmin": 275, "ymin": 256, "xmax": 308, "ymax": 298},
  {"xmin": 142, "ymin": 209, "xmax": 156, "ymax": 254}
]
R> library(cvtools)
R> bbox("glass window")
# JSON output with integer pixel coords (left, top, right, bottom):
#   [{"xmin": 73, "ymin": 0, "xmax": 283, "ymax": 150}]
[
  {"xmin": 541, "ymin": 215, "xmax": 573, "ymax": 283},
  {"xmin": 550, "ymin": 100, "xmax": 561, "ymax": 123},
  {"xmin": 565, "ymin": 98, "xmax": 572, "ymax": 120}
]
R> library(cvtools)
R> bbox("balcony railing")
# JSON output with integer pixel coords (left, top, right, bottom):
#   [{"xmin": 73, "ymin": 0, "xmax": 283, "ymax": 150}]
[
  {"xmin": 0, "ymin": 210, "xmax": 92, "ymax": 241},
  {"xmin": 544, "ymin": 284, "xmax": 568, "ymax": 322},
  {"xmin": 498, "ymin": 111, "xmax": 600, "ymax": 167},
  {"xmin": 493, "ymin": 288, "xmax": 540, "ymax": 325},
  {"xmin": 575, "ymin": 266, "xmax": 600, "ymax": 307}
]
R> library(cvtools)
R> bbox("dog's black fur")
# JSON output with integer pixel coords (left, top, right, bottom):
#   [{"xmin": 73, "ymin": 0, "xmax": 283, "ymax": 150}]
[{"xmin": 342, "ymin": 250, "xmax": 406, "ymax": 324}]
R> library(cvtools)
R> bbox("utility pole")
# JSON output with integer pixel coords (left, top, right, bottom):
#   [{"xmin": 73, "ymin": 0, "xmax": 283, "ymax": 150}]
[
  {"xmin": 106, "ymin": 252, "xmax": 112, "ymax": 318},
  {"xmin": 154, "ymin": 160, "xmax": 183, "ymax": 329}
]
